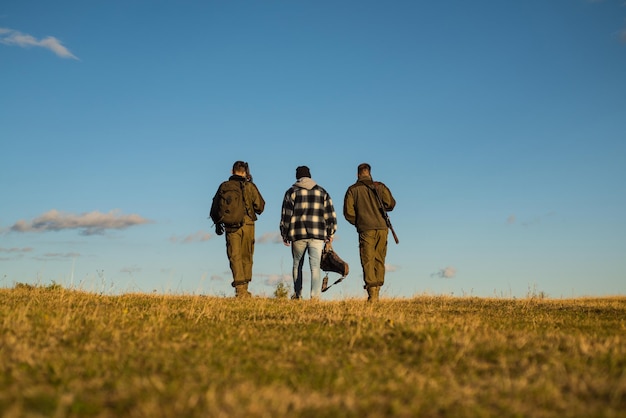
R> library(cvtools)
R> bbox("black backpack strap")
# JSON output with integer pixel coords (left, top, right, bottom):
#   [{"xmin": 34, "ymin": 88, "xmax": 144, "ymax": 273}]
[{"xmin": 240, "ymin": 180, "xmax": 250, "ymax": 218}]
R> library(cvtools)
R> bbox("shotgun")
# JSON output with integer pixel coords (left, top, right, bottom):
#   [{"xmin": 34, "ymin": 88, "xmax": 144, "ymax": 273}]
[{"xmin": 364, "ymin": 181, "xmax": 399, "ymax": 244}]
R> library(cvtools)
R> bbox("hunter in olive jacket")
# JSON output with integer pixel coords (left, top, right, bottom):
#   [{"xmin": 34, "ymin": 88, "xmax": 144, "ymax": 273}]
[{"xmin": 343, "ymin": 175, "xmax": 396, "ymax": 233}]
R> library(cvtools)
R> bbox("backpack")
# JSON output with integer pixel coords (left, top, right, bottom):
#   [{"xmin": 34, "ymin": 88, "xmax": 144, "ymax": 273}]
[{"xmin": 213, "ymin": 180, "xmax": 247, "ymax": 228}]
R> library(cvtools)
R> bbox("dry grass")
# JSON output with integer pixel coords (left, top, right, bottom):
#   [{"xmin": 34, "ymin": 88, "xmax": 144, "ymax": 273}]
[{"xmin": 1, "ymin": 286, "xmax": 625, "ymax": 417}]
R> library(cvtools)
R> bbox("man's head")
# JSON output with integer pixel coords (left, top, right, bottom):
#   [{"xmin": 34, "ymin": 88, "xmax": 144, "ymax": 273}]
[
  {"xmin": 357, "ymin": 163, "xmax": 371, "ymax": 177},
  {"xmin": 296, "ymin": 166, "xmax": 311, "ymax": 179},
  {"xmin": 232, "ymin": 161, "xmax": 250, "ymax": 179}
]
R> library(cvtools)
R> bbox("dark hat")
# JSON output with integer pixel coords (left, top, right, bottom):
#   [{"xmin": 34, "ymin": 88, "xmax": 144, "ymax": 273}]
[{"xmin": 296, "ymin": 166, "xmax": 311, "ymax": 179}]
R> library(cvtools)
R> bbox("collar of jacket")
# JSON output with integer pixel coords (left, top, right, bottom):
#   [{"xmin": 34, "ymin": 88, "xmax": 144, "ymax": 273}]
[{"xmin": 229, "ymin": 174, "xmax": 247, "ymax": 182}]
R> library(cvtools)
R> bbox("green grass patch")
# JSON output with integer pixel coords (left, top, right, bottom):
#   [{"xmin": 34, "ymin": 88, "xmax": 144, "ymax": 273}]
[{"xmin": 1, "ymin": 287, "xmax": 625, "ymax": 417}]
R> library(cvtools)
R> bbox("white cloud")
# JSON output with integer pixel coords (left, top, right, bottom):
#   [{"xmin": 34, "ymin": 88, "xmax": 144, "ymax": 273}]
[
  {"xmin": 257, "ymin": 231, "xmax": 284, "ymax": 244},
  {"xmin": 170, "ymin": 230, "xmax": 212, "ymax": 243},
  {"xmin": 0, "ymin": 27, "xmax": 78, "ymax": 59},
  {"xmin": 432, "ymin": 266, "xmax": 457, "ymax": 279},
  {"xmin": 257, "ymin": 273, "xmax": 291, "ymax": 287},
  {"xmin": 10, "ymin": 209, "xmax": 152, "ymax": 235},
  {"xmin": 183, "ymin": 231, "xmax": 211, "ymax": 243},
  {"xmin": 385, "ymin": 264, "xmax": 398, "ymax": 273}
]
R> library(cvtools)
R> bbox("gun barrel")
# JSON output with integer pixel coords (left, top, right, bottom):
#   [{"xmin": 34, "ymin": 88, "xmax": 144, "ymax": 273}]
[
  {"xmin": 390, "ymin": 226, "xmax": 399, "ymax": 244},
  {"xmin": 368, "ymin": 179, "xmax": 399, "ymax": 245}
]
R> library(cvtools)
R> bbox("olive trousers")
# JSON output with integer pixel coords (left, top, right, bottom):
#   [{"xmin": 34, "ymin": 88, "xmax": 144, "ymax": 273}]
[
  {"xmin": 225, "ymin": 223, "xmax": 255, "ymax": 286},
  {"xmin": 359, "ymin": 229, "xmax": 388, "ymax": 289}
]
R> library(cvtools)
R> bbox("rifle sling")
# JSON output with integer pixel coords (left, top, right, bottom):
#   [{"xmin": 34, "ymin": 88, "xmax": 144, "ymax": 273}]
[{"xmin": 359, "ymin": 181, "xmax": 389, "ymax": 222}]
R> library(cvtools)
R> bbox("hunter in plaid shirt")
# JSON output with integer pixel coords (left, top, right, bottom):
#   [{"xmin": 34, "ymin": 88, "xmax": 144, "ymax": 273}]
[
  {"xmin": 280, "ymin": 179, "xmax": 337, "ymax": 242},
  {"xmin": 280, "ymin": 166, "xmax": 338, "ymax": 299}
]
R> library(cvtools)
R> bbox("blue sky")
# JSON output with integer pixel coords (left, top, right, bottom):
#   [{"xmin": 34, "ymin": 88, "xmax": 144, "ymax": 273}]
[{"xmin": 2, "ymin": 0, "xmax": 625, "ymax": 299}]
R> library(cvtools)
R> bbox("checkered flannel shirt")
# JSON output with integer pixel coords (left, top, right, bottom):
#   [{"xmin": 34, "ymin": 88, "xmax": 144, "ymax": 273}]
[{"xmin": 280, "ymin": 185, "xmax": 337, "ymax": 242}]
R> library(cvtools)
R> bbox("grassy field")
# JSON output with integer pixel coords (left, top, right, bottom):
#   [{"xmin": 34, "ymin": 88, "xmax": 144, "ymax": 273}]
[{"xmin": 1, "ymin": 285, "xmax": 625, "ymax": 418}]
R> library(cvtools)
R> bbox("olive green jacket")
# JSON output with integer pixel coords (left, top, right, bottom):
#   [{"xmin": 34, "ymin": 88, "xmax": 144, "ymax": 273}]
[{"xmin": 343, "ymin": 175, "xmax": 396, "ymax": 233}]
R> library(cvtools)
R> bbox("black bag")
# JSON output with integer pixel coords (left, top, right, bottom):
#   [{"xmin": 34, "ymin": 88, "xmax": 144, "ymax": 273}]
[
  {"xmin": 213, "ymin": 180, "xmax": 246, "ymax": 228},
  {"xmin": 320, "ymin": 242, "xmax": 349, "ymax": 292}
]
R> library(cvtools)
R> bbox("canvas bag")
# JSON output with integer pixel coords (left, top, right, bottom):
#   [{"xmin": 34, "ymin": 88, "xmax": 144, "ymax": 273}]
[{"xmin": 320, "ymin": 242, "xmax": 349, "ymax": 292}]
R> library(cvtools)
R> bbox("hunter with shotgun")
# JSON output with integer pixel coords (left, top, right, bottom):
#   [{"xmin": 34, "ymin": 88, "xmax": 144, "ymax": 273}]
[{"xmin": 343, "ymin": 163, "xmax": 397, "ymax": 302}]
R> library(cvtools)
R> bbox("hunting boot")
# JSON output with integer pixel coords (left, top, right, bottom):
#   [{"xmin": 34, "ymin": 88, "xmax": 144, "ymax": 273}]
[
  {"xmin": 367, "ymin": 286, "xmax": 380, "ymax": 303},
  {"xmin": 235, "ymin": 283, "xmax": 252, "ymax": 298}
]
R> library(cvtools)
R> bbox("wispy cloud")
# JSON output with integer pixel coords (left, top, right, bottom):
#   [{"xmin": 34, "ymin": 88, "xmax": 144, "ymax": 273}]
[
  {"xmin": 10, "ymin": 209, "xmax": 152, "ymax": 235},
  {"xmin": 121, "ymin": 266, "xmax": 141, "ymax": 275},
  {"xmin": 0, "ymin": 27, "xmax": 79, "ymax": 59},
  {"xmin": 0, "ymin": 247, "xmax": 33, "ymax": 253},
  {"xmin": 431, "ymin": 266, "xmax": 457, "ymax": 279},
  {"xmin": 507, "ymin": 212, "xmax": 556, "ymax": 227},
  {"xmin": 0, "ymin": 246, "xmax": 33, "ymax": 261},
  {"xmin": 256, "ymin": 272, "xmax": 291, "ymax": 287},
  {"xmin": 210, "ymin": 274, "xmax": 225, "ymax": 282},
  {"xmin": 43, "ymin": 252, "xmax": 80, "ymax": 258},
  {"xmin": 385, "ymin": 264, "xmax": 399, "ymax": 273},
  {"xmin": 170, "ymin": 230, "xmax": 212, "ymax": 243},
  {"xmin": 33, "ymin": 252, "xmax": 81, "ymax": 261},
  {"xmin": 257, "ymin": 231, "xmax": 284, "ymax": 244}
]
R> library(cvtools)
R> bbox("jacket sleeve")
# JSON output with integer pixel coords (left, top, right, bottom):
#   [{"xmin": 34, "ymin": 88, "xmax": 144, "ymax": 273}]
[
  {"xmin": 324, "ymin": 193, "xmax": 338, "ymax": 237},
  {"xmin": 377, "ymin": 183, "xmax": 396, "ymax": 212},
  {"xmin": 279, "ymin": 190, "xmax": 293, "ymax": 239},
  {"xmin": 343, "ymin": 187, "xmax": 356, "ymax": 226},
  {"xmin": 209, "ymin": 184, "xmax": 222, "ymax": 224},
  {"xmin": 248, "ymin": 182, "xmax": 265, "ymax": 216}
]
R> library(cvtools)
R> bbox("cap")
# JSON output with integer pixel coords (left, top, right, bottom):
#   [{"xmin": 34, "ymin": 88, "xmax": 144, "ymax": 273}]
[{"xmin": 296, "ymin": 166, "xmax": 311, "ymax": 179}]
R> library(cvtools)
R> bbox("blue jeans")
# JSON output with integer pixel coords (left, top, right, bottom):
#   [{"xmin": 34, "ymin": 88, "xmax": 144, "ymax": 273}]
[{"xmin": 291, "ymin": 238, "xmax": 325, "ymax": 299}]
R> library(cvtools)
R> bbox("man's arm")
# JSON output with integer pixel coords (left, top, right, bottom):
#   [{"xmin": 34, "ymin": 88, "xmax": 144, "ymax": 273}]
[
  {"xmin": 249, "ymin": 182, "xmax": 265, "ymax": 215},
  {"xmin": 324, "ymin": 193, "xmax": 338, "ymax": 239},
  {"xmin": 279, "ymin": 190, "xmax": 294, "ymax": 243},
  {"xmin": 343, "ymin": 189, "xmax": 356, "ymax": 226}
]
